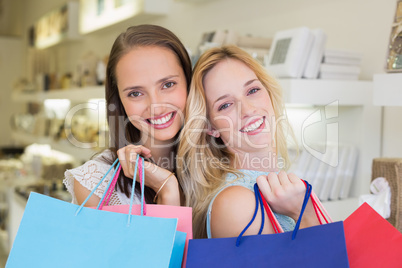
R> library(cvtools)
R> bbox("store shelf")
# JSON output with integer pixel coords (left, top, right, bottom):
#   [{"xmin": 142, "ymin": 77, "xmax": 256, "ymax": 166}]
[
  {"xmin": 11, "ymin": 131, "xmax": 97, "ymax": 162},
  {"xmin": 277, "ymin": 79, "xmax": 381, "ymax": 216},
  {"xmin": 12, "ymin": 79, "xmax": 373, "ymax": 105},
  {"xmin": 79, "ymin": 0, "xmax": 169, "ymax": 34},
  {"xmin": 322, "ymin": 197, "xmax": 360, "ymax": 221},
  {"xmin": 373, "ymin": 73, "xmax": 402, "ymax": 106},
  {"xmin": 11, "ymin": 86, "xmax": 105, "ymax": 103},
  {"xmin": 33, "ymin": 2, "xmax": 80, "ymax": 49},
  {"xmin": 278, "ymin": 79, "xmax": 372, "ymax": 106}
]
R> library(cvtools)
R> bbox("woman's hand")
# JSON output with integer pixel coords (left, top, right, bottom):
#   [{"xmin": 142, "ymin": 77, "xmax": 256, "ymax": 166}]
[
  {"xmin": 256, "ymin": 171, "xmax": 320, "ymax": 228},
  {"xmin": 117, "ymin": 145, "xmax": 180, "ymax": 205}
]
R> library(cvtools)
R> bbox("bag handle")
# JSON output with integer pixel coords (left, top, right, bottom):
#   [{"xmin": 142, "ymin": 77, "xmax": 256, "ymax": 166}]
[
  {"xmin": 75, "ymin": 156, "xmax": 147, "ymax": 226},
  {"xmin": 99, "ymin": 156, "xmax": 147, "ymax": 216},
  {"xmin": 258, "ymin": 187, "xmax": 284, "ymax": 234},
  {"xmin": 236, "ymin": 183, "xmax": 265, "ymax": 247},
  {"xmin": 258, "ymin": 179, "xmax": 332, "ymax": 235},
  {"xmin": 95, "ymin": 155, "xmax": 149, "ymax": 215},
  {"xmin": 310, "ymin": 190, "xmax": 332, "ymax": 224},
  {"xmin": 75, "ymin": 158, "xmax": 120, "ymax": 215},
  {"xmin": 138, "ymin": 156, "xmax": 146, "ymax": 215},
  {"xmin": 258, "ymin": 181, "xmax": 331, "ymax": 233},
  {"xmin": 127, "ymin": 155, "xmax": 148, "ymax": 225},
  {"xmin": 292, "ymin": 180, "xmax": 312, "ymax": 240},
  {"xmin": 98, "ymin": 165, "xmax": 121, "ymax": 210},
  {"xmin": 236, "ymin": 180, "xmax": 314, "ymax": 246}
]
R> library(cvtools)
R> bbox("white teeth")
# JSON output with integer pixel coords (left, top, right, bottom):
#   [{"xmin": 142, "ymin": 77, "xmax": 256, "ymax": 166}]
[
  {"xmin": 241, "ymin": 118, "xmax": 264, "ymax": 133},
  {"xmin": 149, "ymin": 112, "xmax": 173, "ymax": 125}
]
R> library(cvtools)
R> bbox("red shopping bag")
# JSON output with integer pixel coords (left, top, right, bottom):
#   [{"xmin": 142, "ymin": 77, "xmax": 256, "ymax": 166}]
[{"xmin": 344, "ymin": 202, "xmax": 402, "ymax": 267}]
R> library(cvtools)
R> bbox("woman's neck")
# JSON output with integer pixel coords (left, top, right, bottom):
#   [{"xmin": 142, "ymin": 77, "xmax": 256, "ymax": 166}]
[{"xmin": 231, "ymin": 148, "xmax": 279, "ymax": 172}]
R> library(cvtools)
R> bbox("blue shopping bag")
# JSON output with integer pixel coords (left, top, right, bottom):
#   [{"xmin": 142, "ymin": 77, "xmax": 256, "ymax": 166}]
[
  {"xmin": 186, "ymin": 182, "xmax": 350, "ymax": 267},
  {"xmin": 7, "ymin": 156, "xmax": 183, "ymax": 268}
]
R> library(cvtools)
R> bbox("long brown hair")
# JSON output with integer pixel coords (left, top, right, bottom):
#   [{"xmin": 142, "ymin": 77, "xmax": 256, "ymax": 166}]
[{"xmin": 104, "ymin": 24, "xmax": 192, "ymax": 203}]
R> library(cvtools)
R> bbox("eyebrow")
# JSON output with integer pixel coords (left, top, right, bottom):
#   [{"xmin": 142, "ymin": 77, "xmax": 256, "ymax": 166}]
[
  {"xmin": 156, "ymin": 75, "xmax": 179, "ymax": 85},
  {"xmin": 213, "ymin": 79, "xmax": 259, "ymax": 105},
  {"xmin": 122, "ymin": 75, "xmax": 180, "ymax": 92},
  {"xmin": 213, "ymin": 94, "xmax": 230, "ymax": 106},
  {"xmin": 244, "ymin": 79, "xmax": 258, "ymax": 87}
]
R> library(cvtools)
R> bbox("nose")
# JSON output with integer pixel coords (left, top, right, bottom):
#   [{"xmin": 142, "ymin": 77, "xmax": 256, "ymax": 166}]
[
  {"xmin": 241, "ymin": 99, "xmax": 257, "ymax": 119},
  {"xmin": 147, "ymin": 92, "xmax": 167, "ymax": 115},
  {"xmin": 148, "ymin": 91, "xmax": 161, "ymax": 105}
]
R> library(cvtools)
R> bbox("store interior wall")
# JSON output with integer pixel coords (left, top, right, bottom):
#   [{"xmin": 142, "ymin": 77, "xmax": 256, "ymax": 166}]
[
  {"xmin": 0, "ymin": 38, "xmax": 23, "ymax": 147},
  {"xmin": 2, "ymin": 0, "xmax": 401, "ymax": 157},
  {"xmin": 0, "ymin": 0, "xmax": 23, "ymax": 36}
]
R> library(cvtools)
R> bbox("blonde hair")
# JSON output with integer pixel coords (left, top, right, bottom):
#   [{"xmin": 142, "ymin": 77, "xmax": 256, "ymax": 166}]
[{"xmin": 177, "ymin": 45, "xmax": 296, "ymax": 238}]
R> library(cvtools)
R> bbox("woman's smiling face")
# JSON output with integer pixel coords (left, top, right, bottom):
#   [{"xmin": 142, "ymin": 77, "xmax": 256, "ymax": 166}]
[
  {"xmin": 116, "ymin": 46, "xmax": 187, "ymax": 145},
  {"xmin": 204, "ymin": 58, "xmax": 276, "ymax": 154}
]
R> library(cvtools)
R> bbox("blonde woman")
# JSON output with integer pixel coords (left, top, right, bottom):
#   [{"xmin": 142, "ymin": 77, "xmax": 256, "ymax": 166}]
[{"xmin": 177, "ymin": 46, "xmax": 321, "ymax": 239}]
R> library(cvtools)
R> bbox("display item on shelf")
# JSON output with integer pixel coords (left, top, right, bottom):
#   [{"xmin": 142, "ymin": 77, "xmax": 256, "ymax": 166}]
[
  {"xmin": 196, "ymin": 29, "xmax": 272, "ymax": 64},
  {"xmin": 319, "ymin": 49, "xmax": 362, "ymax": 80},
  {"xmin": 290, "ymin": 143, "xmax": 358, "ymax": 201},
  {"xmin": 302, "ymin": 29, "xmax": 327, "ymax": 79},
  {"xmin": 266, "ymin": 27, "xmax": 315, "ymax": 78},
  {"xmin": 19, "ymin": 144, "xmax": 75, "ymax": 181}
]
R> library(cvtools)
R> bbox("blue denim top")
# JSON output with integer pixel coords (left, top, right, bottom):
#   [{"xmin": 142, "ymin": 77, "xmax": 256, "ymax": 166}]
[{"xmin": 206, "ymin": 169, "xmax": 296, "ymax": 238}]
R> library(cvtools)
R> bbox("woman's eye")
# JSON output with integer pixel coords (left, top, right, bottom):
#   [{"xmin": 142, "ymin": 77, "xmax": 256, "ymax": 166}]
[
  {"xmin": 218, "ymin": 103, "xmax": 231, "ymax": 111},
  {"xmin": 248, "ymin": 88, "xmax": 260, "ymax": 95},
  {"xmin": 128, "ymin": 91, "xmax": 142, "ymax": 97},
  {"xmin": 163, "ymin": 81, "xmax": 175, "ymax": 89}
]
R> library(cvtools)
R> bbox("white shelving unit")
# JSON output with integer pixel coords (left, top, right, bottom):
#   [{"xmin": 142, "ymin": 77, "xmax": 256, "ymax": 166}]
[
  {"xmin": 373, "ymin": 73, "xmax": 402, "ymax": 106},
  {"xmin": 10, "ymin": 131, "xmax": 97, "ymax": 162},
  {"xmin": 278, "ymin": 79, "xmax": 382, "ymax": 221},
  {"xmin": 279, "ymin": 79, "xmax": 372, "ymax": 105},
  {"xmin": 11, "ymin": 86, "xmax": 105, "ymax": 162},
  {"xmin": 11, "ymin": 86, "xmax": 104, "ymax": 103},
  {"xmin": 79, "ymin": 0, "xmax": 170, "ymax": 34}
]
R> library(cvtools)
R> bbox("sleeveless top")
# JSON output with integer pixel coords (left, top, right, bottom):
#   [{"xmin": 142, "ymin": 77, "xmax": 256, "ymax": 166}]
[
  {"xmin": 63, "ymin": 150, "xmax": 140, "ymax": 205},
  {"xmin": 206, "ymin": 169, "xmax": 296, "ymax": 238}
]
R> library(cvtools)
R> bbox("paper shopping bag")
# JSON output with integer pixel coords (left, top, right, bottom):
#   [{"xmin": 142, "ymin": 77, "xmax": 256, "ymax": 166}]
[
  {"xmin": 344, "ymin": 202, "xmax": 402, "ymax": 268},
  {"xmin": 186, "ymin": 182, "xmax": 349, "ymax": 267},
  {"xmin": 99, "ymin": 204, "xmax": 191, "ymax": 267},
  {"xmin": 6, "ymin": 157, "xmax": 180, "ymax": 268},
  {"xmin": 6, "ymin": 193, "xmax": 178, "ymax": 267},
  {"xmin": 93, "ymin": 156, "xmax": 192, "ymax": 268}
]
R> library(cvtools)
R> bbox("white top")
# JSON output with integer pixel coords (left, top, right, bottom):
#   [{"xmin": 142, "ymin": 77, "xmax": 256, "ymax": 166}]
[{"xmin": 63, "ymin": 150, "xmax": 140, "ymax": 205}]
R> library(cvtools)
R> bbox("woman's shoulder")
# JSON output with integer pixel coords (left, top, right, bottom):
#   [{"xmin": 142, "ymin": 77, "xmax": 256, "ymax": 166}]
[
  {"xmin": 210, "ymin": 186, "xmax": 259, "ymax": 238},
  {"xmin": 63, "ymin": 150, "xmax": 116, "ymax": 202},
  {"xmin": 66, "ymin": 150, "xmax": 114, "ymax": 177},
  {"xmin": 213, "ymin": 186, "xmax": 255, "ymax": 214}
]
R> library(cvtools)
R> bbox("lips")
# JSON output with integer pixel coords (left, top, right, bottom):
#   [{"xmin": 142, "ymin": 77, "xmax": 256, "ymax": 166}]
[
  {"xmin": 147, "ymin": 112, "xmax": 175, "ymax": 125},
  {"xmin": 239, "ymin": 116, "xmax": 265, "ymax": 133},
  {"xmin": 145, "ymin": 111, "xmax": 176, "ymax": 129}
]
